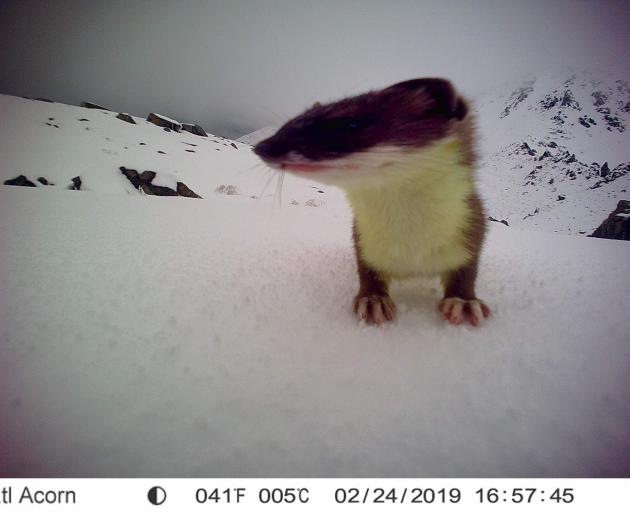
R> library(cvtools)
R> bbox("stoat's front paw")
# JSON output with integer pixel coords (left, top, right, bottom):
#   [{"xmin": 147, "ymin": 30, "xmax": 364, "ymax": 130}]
[
  {"xmin": 353, "ymin": 294, "xmax": 397, "ymax": 326},
  {"xmin": 438, "ymin": 297, "xmax": 490, "ymax": 326}
]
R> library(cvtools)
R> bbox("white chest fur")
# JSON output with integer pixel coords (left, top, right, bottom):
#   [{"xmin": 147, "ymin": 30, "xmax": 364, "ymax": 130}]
[{"xmin": 344, "ymin": 140, "xmax": 475, "ymax": 278}]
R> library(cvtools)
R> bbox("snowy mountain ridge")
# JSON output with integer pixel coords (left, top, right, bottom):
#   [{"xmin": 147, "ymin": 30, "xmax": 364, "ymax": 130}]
[{"xmin": 475, "ymin": 71, "xmax": 630, "ymax": 234}]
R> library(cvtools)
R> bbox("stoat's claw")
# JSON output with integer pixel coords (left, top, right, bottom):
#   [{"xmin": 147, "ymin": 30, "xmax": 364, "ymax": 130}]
[
  {"xmin": 438, "ymin": 297, "xmax": 490, "ymax": 326},
  {"xmin": 353, "ymin": 294, "xmax": 397, "ymax": 326}
]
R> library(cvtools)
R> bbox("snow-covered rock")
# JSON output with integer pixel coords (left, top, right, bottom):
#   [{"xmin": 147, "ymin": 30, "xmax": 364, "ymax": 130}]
[
  {"xmin": 591, "ymin": 199, "xmax": 630, "ymax": 240},
  {"xmin": 147, "ymin": 112, "xmax": 182, "ymax": 132}
]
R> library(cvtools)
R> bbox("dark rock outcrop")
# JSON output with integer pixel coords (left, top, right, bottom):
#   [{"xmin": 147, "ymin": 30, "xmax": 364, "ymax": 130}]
[
  {"xmin": 590, "ymin": 200, "xmax": 630, "ymax": 241},
  {"xmin": 4, "ymin": 175, "xmax": 36, "ymax": 187},
  {"xmin": 116, "ymin": 113, "xmax": 136, "ymax": 124},
  {"xmin": 37, "ymin": 177, "xmax": 52, "ymax": 185},
  {"xmin": 500, "ymin": 81, "xmax": 535, "ymax": 118},
  {"xmin": 488, "ymin": 216, "xmax": 509, "ymax": 226},
  {"xmin": 70, "ymin": 176, "xmax": 82, "ymax": 190},
  {"xmin": 176, "ymin": 182, "xmax": 202, "ymax": 198},
  {"xmin": 119, "ymin": 166, "xmax": 201, "ymax": 198},
  {"xmin": 519, "ymin": 142, "xmax": 536, "ymax": 156},
  {"xmin": 147, "ymin": 113, "xmax": 181, "ymax": 132},
  {"xmin": 81, "ymin": 101, "xmax": 109, "ymax": 110},
  {"xmin": 139, "ymin": 170, "xmax": 156, "ymax": 183},
  {"xmin": 181, "ymin": 123, "xmax": 208, "ymax": 137},
  {"xmin": 140, "ymin": 182, "xmax": 178, "ymax": 196}
]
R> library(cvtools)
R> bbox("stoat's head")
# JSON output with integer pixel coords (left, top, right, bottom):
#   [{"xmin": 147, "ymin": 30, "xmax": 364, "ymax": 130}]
[{"xmin": 253, "ymin": 78, "xmax": 469, "ymax": 188}]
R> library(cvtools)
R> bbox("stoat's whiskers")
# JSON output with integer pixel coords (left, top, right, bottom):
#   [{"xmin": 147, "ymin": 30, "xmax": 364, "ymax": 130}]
[{"xmin": 274, "ymin": 170, "xmax": 285, "ymax": 208}]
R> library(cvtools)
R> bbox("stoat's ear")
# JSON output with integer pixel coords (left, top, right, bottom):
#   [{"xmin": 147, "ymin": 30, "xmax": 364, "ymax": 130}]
[
  {"xmin": 384, "ymin": 78, "xmax": 466, "ymax": 120},
  {"xmin": 453, "ymin": 97, "xmax": 468, "ymax": 120}
]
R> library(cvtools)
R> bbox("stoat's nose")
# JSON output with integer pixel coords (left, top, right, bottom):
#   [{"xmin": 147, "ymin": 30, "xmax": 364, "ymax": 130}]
[{"xmin": 253, "ymin": 137, "xmax": 287, "ymax": 161}]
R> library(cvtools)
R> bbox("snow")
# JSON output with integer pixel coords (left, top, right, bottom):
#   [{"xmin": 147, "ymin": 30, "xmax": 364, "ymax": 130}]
[
  {"xmin": 150, "ymin": 172, "xmax": 178, "ymax": 190},
  {"xmin": 236, "ymin": 125, "xmax": 278, "ymax": 145},
  {"xmin": 150, "ymin": 113, "xmax": 181, "ymax": 126},
  {"xmin": 1, "ymin": 185, "xmax": 629, "ymax": 477},
  {"xmin": 1, "ymin": 87, "xmax": 630, "ymax": 477}
]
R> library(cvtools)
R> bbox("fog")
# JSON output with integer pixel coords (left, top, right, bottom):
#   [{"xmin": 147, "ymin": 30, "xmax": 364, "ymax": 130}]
[{"xmin": 1, "ymin": 0, "xmax": 629, "ymax": 138}]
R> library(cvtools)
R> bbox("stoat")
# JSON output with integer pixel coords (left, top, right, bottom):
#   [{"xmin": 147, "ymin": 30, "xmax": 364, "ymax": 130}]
[{"xmin": 254, "ymin": 78, "xmax": 490, "ymax": 326}]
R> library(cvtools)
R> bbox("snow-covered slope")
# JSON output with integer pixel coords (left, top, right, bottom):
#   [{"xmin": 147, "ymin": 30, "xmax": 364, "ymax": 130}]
[
  {"xmin": 236, "ymin": 125, "xmax": 277, "ymax": 146},
  {"xmin": 475, "ymin": 71, "xmax": 630, "ymax": 234},
  {"xmin": 0, "ymin": 94, "xmax": 339, "ymax": 206},
  {"xmin": 1, "ymin": 186, "xmax": 629, "ymax": 477}
]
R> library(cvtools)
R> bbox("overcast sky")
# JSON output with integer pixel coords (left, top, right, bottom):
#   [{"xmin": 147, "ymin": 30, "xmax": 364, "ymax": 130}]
[{"xmin": 1, "ymin": 0, "xmax": 629, "ymax": 138}]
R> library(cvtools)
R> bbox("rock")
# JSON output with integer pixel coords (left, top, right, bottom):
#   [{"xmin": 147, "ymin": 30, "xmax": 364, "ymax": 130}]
[
  {"xmin": 139, "ymin": 170, "xmax": 156, "ymax": 183},
  {"xmin": 560, "ymin": 89, "xmax": 580, "ymax": 109},
  {"xmin": 488, "ymin": 216, "xmax": 509, "ymax": 226},
  {"xmin": 147, "ymin": 113, "xmax": 181, "ymax": 132},
  {"xmin": 590, "ymin": 200, "xmax": 630, "ymax": 241},
  {"xmin": 4, "ymin": 175, "xmax": 36, "ymax": 187},
  {"xmin": 181, "ymin": 123, "xmax": 208, "ymax": 137},
  {"xmin": 120, "ymin": 166, "xmax": 201, "ymax": 198},
  {"xmin": 538, "ymin": 150, "xmax": 552, "ymax": 161},
  {"xmin": 70, "ymin": 176, "xmax": 82, "ymax": 190},
  {"xmin": 565, "ymin": 154, "xmax": 577, "ymax": 163},
  {"xmin": 591, "ymin": 91, "xmax": 607, "ymax": 107},
  {"xmin": 600, "ymin": 162, "xmax": 610, "ymax": 177},
  {"xmin": 547, "ymin": 141, "xmax": 558, "ymax": 148},
  {"xmin": 37, "ymin": 177, "xmax": 50, "ymax": 185},
  {"xmin": 163, "ymin": 128, "xmax": 171, "ymax": 132},
  {"xmin": 116, "ymin": 113, "xmax": 136, "ymax": 124},
  {"xmin": 81, "ymin": 101, "xmax": 109, "ymax": 110},
  {"xmin": 177, "ymin": 182, "xmax": 202, "ymax": 198},
  {"xmin": 140, "ymin": 182, "xmax": 177, "ymax": 196},
  {"xmin": 120, "ymin": 166, "xmax": 141, "ymax": 188},
  {"xmin": 230, "ymin": 142, "xmax": 238, "ymax": 149},
  {"xmin": 557, "ymin": 195, "xmax": 565, "ymax": 201},
  {"xmin": 34, "ymin": 97, "xmax": 54, "ymax": 103},
  {"xmin": 500, "ymin": 82, "xmax": 534, "ymax": 118}
]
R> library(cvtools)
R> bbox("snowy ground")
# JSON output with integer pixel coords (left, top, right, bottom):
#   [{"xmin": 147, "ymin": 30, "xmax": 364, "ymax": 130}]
[{"xmin": 1, "ymin": 186, "xmax": 629, "ymax": 477}]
